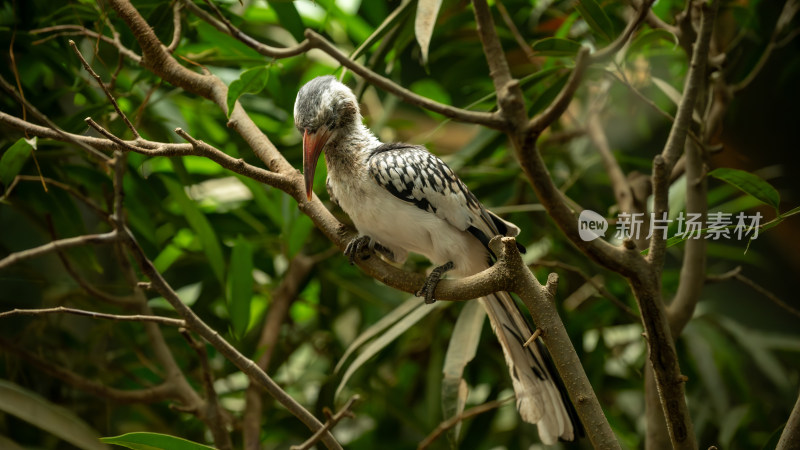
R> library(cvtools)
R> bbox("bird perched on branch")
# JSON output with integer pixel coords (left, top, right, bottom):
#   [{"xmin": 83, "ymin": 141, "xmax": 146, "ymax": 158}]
[{"xmin": 294, "ymin": 75, "xmax": 577, "ymax": 444}]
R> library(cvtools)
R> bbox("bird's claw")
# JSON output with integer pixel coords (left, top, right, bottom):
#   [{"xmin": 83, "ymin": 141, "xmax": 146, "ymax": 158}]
[
  {"xmin": 416, "ymin": 261, "xmax": 454, "ymax": 304},
  {"xmin": 344, "ymin": 235, "xmax": 373, "ymax": 265}
]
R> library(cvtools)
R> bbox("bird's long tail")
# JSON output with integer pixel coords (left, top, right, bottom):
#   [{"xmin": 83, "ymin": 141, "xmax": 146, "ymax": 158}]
[{"xmin": 479, "ymin": 291, "xmax": 578, "ymax": 444}]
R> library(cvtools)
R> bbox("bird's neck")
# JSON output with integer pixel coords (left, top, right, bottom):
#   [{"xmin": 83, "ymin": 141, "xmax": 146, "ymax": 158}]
[{"xmin": 324, "ymin": 121, "xmax": 381, "ymax": 176}]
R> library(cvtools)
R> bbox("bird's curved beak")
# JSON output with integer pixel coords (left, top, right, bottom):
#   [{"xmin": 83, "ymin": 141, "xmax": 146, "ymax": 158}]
[{"xmin": 302, "ymin": 126, "xmax": 331, "ymax": 201}]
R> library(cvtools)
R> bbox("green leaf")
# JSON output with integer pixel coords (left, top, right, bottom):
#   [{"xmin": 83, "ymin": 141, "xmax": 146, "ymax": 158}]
[
  {"xmin": 709, "ymin": 168, "xmax": 780, "ymax": 212},
  {"xmin": 101, "ymin": 432, "xmax": 215, "ymax": 450},
  {"xmin": 415, "ymin": 0, "xmax": 443, "ymax": 65},
  {"xmin": 0, "ymin": 137, "xmax": 34, "ymax": 188},
  {"xmin": 628, "ymin": 28, "xmax": 679, "ymax": 55},
  {"xmin": 335, "ymin": 299, "xmax": 446, "ymax": 399},
  {"xmin": 531, "ymin": 37, "xmax": 582, "ymax": 56},
  {"xmin": 228, "ymin": 235, "xmax": 254, "ymax": 338},
  {"xmin": 0, "ymin": 380, "xmax": 107, "ymax": 450},
  {"xmin": 442, "ymin": 300, "xmax": 486, "ymax": 445},
  {"xmin": 161, "ymin": 176, "xmax": 225, "ymax": 287},
  {"xmin": 334, "ymin": 296, "xmax": 422, "ymax": 374},
  {"xmin": 351, "ymin": 0, "xmax": 414, "ymax": 62},
  {"xmin": 269, "ymin": 1, "xmax": 305, "ymax": 43},
  {"xmin": 226, "ymin": 66, "xmax": 270, "ymax": 117},
  {"xmin": 576, "ymin": 0, "xmax": 615, "ymax": 42}
]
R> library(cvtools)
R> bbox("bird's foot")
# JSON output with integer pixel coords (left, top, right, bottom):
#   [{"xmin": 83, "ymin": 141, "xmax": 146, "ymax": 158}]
[
  {"xmin": 344, "ymin": 235, "xmax": 373, "ymax": 265},
  {"xmin": 416, "ymin": 261, "xmax": 454, "ymax": 304}
]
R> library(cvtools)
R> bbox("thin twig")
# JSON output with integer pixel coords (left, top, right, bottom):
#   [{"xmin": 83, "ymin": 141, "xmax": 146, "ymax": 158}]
[
  {"xmin": 167, "ymin": 0, "xmax": 183, "ymax": 53},
  {"xmin": 649, "ymin": 0, "xmax": 718, "ymax": 265},
  {"xmin": 290, "ymin": 395, "xmax": 361, "ymax": 450},
  {"xmin": 0, "ymin": 74, "xmax": 110, "ymax": 161},
  {"xmin": 304, "ymin": 30, "xmax": 506, "ymax": 130},
  {"xmin": 725, "ymin": 270, "xmax": 800, "ymax": 321},
  {"xmin": 590, "ymin": 0, "xmax": 656, "ymax": 62},
  {"xmin": 417, "ymin": 397, "xmax": 514, "ymax": 449},
  {"xmin": 31, "ymin": 25, "xmax": 142, "ymax": 63},
  {"xmin": 180, "ymin": 330, "xmax": 234, "ymax": 450},
  {"xmin": 0, "ymin": 231, "xmax": 120, "ymax": 270},
  {"xmin": 529, "ymin": 48, "xmax": 591, "ymax": 134},
  {"xmin": 0, "ymin": 306, "xmax": 185, "ymax": 327},
  {"xmin": 244, "ymin": 253, "xmax": 316, "ymax": 449},
  {"xmin": 0, "ymin": 338, "xmax": 177, "ymax": 403},
  {"xmin": 69, "ymin": 39, "xmax": 140, "ymax": 138},
  {"xmin": 181, "ymin": 0, "xmax": 311, "ymax": 58},
  {"xmin": 777, "ymin": 388, "xmax": 800, "ymax": 449},
  {"xmin": 534, "ymin": 260, "xmax": 638, "ymax": 318},
  {"xmin": 732, "ymin": 0, "xmax": 799, "ymax": 93},
  {"xmin": 496, "ymin": 0, "xmax": 537, "ymax": 65},
  {"xmin": 117, "ymin": 225, "xmax": 342, "ymax": 450}
]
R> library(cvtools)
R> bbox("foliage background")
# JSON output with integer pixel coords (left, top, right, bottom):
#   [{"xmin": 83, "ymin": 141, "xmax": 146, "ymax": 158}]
[{"xmin": 1, "ymin": 0, "xmax": 799, "ymax": 448}]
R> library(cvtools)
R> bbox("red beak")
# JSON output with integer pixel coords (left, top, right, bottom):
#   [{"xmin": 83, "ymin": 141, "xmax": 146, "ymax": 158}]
[{"xmin": 302, "ymin": 127, "xmax": 331, "ymax": 201}]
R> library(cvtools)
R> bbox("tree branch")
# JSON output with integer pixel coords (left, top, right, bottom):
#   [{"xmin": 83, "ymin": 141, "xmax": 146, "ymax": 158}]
[
  {"xmin": 0, "ymin": 306, "xmax": 185, "ymax": 327},
  {"xmin": 180, "ymin": 330, "xmax": 233, "ymax": 450},
  {"xmin": 649, "ymin": 0, "xmax": 718, "ymax": 265},
  {"xmin": 244, "ymin": 253, "xmax": 316, "ymax": 450},
  {"xmin": 0, "ymin": 339, "xmax": 177, "ymax": 403},
  {"xmin": 181, "ymin": 0, "xmax": 311, "ymax": 58},
  {"xmin": 69, "ymin": 39, "xmax": 139, "ymax": 138},
  {"xmin": 418, "ymin": 396, "xmax": 514, "ymax": 449},
  {"xmin": 666, "ymin": 141, "xmax": 707, "ymax": 335},
  {"xmin": 0, "ymin": 231, "xmax": 120, "ymax": 271},
  {"xmin": 290, "ymin": 395, "xmax": 361, "ymax": 450},
  {"xmin": 304, "ymin": 30, "xmax": 507, "ymax": 130},
  {"xmin": 778, "ymin": 387, "xmax": 800, "ymax": 449},
  {"xmin": 496, "ymin": 237, "xmax": 619, "ymax": 449},
  {"xmin": 117, "ymin": 226, "xmax": 342, "ymax": 450}
]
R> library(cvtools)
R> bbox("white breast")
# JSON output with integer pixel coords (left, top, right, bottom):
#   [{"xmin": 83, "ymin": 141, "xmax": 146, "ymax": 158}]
[{"xmin": 330, "ymin": 173, "xmax": 489, "ymax": 277}]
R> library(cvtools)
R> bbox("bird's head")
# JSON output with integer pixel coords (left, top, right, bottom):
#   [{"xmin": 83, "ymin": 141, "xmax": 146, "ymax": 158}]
[{"xmin": 294, "ymin": 76, "xmax": 360, "ymax": 200}]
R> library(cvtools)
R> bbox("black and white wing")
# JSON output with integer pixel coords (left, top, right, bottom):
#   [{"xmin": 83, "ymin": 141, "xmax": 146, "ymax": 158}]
[{"xmin": 367, "ymin": 143, "xmax": 521, "ymax": 253}]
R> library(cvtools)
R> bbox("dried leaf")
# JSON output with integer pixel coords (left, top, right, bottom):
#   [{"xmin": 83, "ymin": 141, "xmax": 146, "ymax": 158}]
[{"xmin": 415, "ymin": 0, "xmax": 443, "ymax": 65}]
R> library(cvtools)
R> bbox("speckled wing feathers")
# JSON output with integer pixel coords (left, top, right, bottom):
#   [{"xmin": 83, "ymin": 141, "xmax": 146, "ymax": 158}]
[{"xmin": 367, "ymin": 143, "xmax": 512, "ymax": 250}]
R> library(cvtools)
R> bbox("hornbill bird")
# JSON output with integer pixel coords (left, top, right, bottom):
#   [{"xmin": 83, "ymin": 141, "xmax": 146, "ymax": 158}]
[{"xmin": 294, "ymin": 75, "xmax": 577, "ymax": 444}]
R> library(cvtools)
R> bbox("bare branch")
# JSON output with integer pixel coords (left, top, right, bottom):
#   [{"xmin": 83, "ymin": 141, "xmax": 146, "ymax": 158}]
[
  {"xmin": 503, "ymin": 236, "xmax": 620, "ymax": 448},
  {"xmin": 778, "ymin": 388, "xmax": 800, "ymax": 449},
  {"xmin": 667, "ymin": 141, "xmax": 707, "ymax": 335},
  {"xmin": 590, "ymin": 0, "xmax": 656, "ymax": 62},
  {"xmin": 244, "ymin": 253, "xmax": 316, "ymax": 449},
  {"xmin": 534, "ymin": 260, "xmax": 638, "ymax": 318},
  {"xmin": 180, "ymin": 330, "xmax": 233, "ymax": 450},
  {"xmin": 649, "ymin": 0, "xmax": 718, "ymax": 266},
  {"xmin": 70, "ymin": 39, "xmax": 140, "ymax": 138},
  {"xmin": 290, "ymin": 395, "xmax": 361, "ymax": 450},
  {"xmin": 471, "ymin": 0, "xmax": 513, "ymax": 99},
  {"xmin": 167, "ymin": 0, "xmax": 183, "ymax": 53},
  {"xmin": 0, "ymin": 231, "xmax": 120, "ymax": 270},
  {"xmin": 0, "ymin": 74, "xmax": 110, "ymax": 161},
  {"xmin": 31, "ymin": 25, "xmax": 142, "ymax": 63},
  {"xmin": 708, "ymin": 268, "xmax": 800, "ymax": 321},
  {"xmin": 529, "ymin": 48, "xmax": 591, "ymax": 134},
  {"xmin": 0, "ymin": 306, "xmax": 185, "ymax": 327},
  {"xmin": 181, "ymin": 0, "xmax": 310, "ymax": 58},
  {"xmin": 116, "ymin": 225, "xmax": 342, "ymax": 450},
  {"xmin": 732, "ymin": 0, "xmax": 799, "ymax": 93},
  {"xmin": 0, "ymin": 339, "xmax": 177, "ymax": 403},
  {"xmin": 418, "ymin": 397, "xmax": 514, "ymax": 449},
  {"xmin": 496, "ymin": 0, "xmax": 537, "ymax": 65},
  {"xmin": 304, "ymin": 30, "xmax": 506, "ymax": 130}
]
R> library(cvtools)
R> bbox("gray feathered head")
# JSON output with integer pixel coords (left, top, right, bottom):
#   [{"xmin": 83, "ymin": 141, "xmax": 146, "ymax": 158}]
[{"xmin": 294, "ymin": 76, "xmax": 360, "ymax": 200}]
